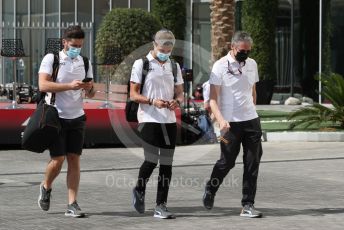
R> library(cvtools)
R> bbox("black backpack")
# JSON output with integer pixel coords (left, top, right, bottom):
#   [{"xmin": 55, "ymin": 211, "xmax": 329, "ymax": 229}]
[
  {"xmin": 37, "ymin": 53, "xmax": 89, "ymax": 102},
  {"xmin": 125, "ymin": 57, "xmax": 178, "ymax": 122}
]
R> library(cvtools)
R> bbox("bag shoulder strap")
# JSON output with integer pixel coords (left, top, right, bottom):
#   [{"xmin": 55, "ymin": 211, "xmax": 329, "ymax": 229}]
[
  {"xmin": 50, "ymin": 54, "xmax": 60, "ymax": 105},
  {"xmin": 140, "ymin": 56, "xmax": 150, "ymax": 93},
  {"xmin": 170, "ymin": 58, "xmax": 178, "ymax": 83},
  {"xmin": 52, "ymin": 54, "xmax": 60, "ymax": 82},
  {"xmin": 82, "ymin": 56, "xmax": 89, "ymax": 77}
]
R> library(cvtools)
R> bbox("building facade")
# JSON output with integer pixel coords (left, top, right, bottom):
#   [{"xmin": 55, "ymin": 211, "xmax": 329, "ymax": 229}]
[{"xmin": 1, "ymin": 0, "xmax": 343, "ymax": 99}]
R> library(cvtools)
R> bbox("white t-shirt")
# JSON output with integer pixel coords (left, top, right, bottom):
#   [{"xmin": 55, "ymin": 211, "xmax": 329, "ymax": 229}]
[
  {"xmin": 209, "ymin": 53, "xmax": 259, "ymax": 122},
  {"xmin": 38, "ymin": 51, "xmax": 93, "ymax": 119},
  {"xmin": 202, "ymin": 80, "xmax": 210, "ymax": 103},
  {"xmin": 130, "ymin": 52, "xmax": 184, "ymax": 123}
]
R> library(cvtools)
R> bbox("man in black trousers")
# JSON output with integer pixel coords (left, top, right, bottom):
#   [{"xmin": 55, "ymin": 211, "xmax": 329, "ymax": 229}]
[{"xmin": 203, "ymin": 31, "xmax": 263, "ymax": 218}]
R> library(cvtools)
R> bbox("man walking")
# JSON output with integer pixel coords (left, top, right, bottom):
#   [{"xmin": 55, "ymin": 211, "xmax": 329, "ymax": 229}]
[
  {"xmin": 130, "ymin": 29, "xmax": 184, "ymax": 219},
  {"xmin": 37, "ymin": 25, "xmax": 95, "ymax": 217},
  {"xmin": 203, "ymin": 31, "xmax": 263, "ymax": 218}
]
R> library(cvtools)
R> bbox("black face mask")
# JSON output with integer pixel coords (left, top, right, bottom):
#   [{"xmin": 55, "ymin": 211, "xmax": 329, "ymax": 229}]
[{"xmin": 235, "ymin": 51, "xmax": 249, "ymax": 63}]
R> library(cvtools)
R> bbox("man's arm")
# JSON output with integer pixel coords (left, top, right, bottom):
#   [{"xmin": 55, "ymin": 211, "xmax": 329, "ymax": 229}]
[
  {"xmin": 209, "ymin": 84, "xmax": 230, "ymax": 133},
  {"xmin": 130, "ymin": 82, "xmax": 150, "ymax": 104},
  {"xmin": 85, "ymin": 81, "xmax": 95, "ymax": 98},
  {"xmin": 174, "ymin": 84, "xmax": 184, "ymax": 105},
  {"xmin": 130, "ymin": 82, "xmax": 168, "ymax": 109},
  {"xmin": 252, "ymin": 83, "xmax": 257, "ymax": 105},
  {"xmin": 168, "ymin": 84, "xmax": 184, "ymax": 110},
  {"xmin": 39, "ymin": 73, "xmax": 84, "ymax": 93}
]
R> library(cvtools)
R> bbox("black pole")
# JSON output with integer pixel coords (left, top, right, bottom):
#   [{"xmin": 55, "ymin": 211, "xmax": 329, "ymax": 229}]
[
  {"xmin": 235, "ymin": 0, "xmax": 243, "ymax": 31},
  {"xmin": 290, "ymin": 0, "xmax": 294, "ymax": 97}
]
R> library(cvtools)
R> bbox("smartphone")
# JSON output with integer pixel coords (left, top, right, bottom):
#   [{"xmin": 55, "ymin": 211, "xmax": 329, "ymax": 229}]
[{"xmin": 82, "ymin": 77, "xmax": 93, "ymax": 83}]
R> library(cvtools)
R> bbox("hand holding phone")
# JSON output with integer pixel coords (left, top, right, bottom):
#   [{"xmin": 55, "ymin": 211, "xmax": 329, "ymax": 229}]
[{"xmin": 82, "ymin": 77, "xmax": 93, "ymax": 83}]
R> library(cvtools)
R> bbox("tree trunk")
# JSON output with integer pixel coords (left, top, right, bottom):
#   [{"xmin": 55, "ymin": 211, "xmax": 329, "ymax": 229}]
[{"xmin": 210, "ymin": 0, "xmax": 235, "ymax": 63}]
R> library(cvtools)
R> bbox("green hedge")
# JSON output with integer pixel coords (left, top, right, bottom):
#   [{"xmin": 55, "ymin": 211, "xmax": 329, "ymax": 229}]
[
  {"xmin": 95, "ymin": 9, "xmax": 162, "ymax": 83},
  {"xmin": 241, "ymin": 0, "xmax": 278, "ymax": 81},
  {"xmin": 151, "ymin": 0, "xmax": 186, "ymax": 40}
]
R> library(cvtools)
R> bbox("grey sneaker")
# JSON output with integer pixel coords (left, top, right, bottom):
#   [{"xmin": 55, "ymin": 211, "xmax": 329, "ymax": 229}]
[
  {"xmin": 154, "ymin": 203, "xmax": 175, "ymax": 219},
  {"xmin": 132, "ymin": 188, "xmax": 145, "ymax": 214},
  {"xmin": 65, "ymin": 201, "xmax": 86, "ymax": 218},
  {"xmin": 38, "ymin": 183, "xmax": 51, "ymax": 211},
  {"xmin": 240, "ymin": 204, "xmax": 263, "ymax": 218}
]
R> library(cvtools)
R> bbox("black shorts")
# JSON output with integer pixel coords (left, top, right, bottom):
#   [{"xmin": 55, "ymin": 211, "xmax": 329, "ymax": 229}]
[{"xmin": 49, "ymin": 114, "xmax": 86, "ymax": 158}]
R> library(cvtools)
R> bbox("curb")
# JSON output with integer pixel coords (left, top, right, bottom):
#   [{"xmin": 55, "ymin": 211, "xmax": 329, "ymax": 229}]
[{"xmin": 264, "ymin": 131, "xmax": 344, "ymax": 142}]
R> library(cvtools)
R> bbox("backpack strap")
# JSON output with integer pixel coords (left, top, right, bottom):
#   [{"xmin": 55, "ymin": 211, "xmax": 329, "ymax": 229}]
[
  {"xmin": 170, "ymin": 58, "xmax": 178, "ymax": 83},
  {"xmin": 140, "ymin": 56, "xmax": 150, "ymax": 93},
  {"xmin": 127, "ymin": 57, "xmax": 150, "ymax": 100},
  {"xmin": 82, "ymin": 56, "xmax": 89, "ymax": 78}
]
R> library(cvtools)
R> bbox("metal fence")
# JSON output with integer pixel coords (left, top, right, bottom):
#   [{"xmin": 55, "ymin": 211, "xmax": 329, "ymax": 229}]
[{"xmin": 0, "ymin": 22, "xmax": 93, "ymax": 86}]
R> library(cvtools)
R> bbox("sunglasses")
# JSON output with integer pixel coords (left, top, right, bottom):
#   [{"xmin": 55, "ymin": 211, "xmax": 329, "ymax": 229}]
[{"xmin": 227, "ymin": 60, "xmax": 246, "ymax": 75}]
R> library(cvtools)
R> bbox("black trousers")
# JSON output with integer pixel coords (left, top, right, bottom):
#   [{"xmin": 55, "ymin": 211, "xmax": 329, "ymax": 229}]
[
  {"xmin": 207, "ymin": 117, "xmax": 263, "ymax": 206},
  {"xmin": 135, "ymin": 122, "xmax": 177, "ymax": 205}
]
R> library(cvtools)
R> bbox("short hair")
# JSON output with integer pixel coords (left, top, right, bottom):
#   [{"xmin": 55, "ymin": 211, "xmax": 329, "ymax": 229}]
[
  {"xmin": 153, "ymin": 29, "xmax": 175, "ymax": 47},
  {"xmin": 231, "ymin": 31, "xmax": 253, "ymax": 46},
  {"xmin": 63, "ymin": 25, "xmax": 85, "ymax": 40}
]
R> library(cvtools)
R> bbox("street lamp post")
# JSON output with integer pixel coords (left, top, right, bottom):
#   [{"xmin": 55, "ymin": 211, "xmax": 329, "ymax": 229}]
[
  {"xmin": 290, "ymin": 0, "xmax": 294, "ymax": 97},
  {"xmin": 318, "ymin": 0, "xmax": 322, "ymax": 104}
]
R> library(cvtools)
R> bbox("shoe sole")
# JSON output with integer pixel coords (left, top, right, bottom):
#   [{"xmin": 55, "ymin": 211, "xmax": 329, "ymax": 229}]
[
  {"xmin": 65, "ymin": 212, "xmax": 86, "ymax": 218},
  {"xmin": 153, "ymin": 213, "xmax": 175, "ymax": 219},
  {"xmin": 240, "ymin": 213, "xmax": 263, "ymax": 218},
  {"xmin": 38, "ymin": 183, "xmax": 49, "ymax": 211}
]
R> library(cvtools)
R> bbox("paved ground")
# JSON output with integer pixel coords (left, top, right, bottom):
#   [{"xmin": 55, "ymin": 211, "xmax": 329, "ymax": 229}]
[{"xmin": 0, "ymin": 142, "xmax": 344, "ymax": 230}]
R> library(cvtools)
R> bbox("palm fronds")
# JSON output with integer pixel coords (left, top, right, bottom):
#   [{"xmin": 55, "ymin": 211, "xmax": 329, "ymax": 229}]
[{"xmin": 288, "ymin": 73, "xmax": 344, "ymax": 129}]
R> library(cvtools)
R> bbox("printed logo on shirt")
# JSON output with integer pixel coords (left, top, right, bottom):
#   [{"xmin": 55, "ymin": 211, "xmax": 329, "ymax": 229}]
[{"xmin": 245, "ymin": 69, "xmax": 254, "ymax": 73}]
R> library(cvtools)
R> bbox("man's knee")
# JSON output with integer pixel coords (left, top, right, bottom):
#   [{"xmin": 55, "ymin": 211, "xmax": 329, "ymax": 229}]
[
  {"xmin": 66, "ymin": 153, "xmax": 80, "ymax": 162},
  {"xmin": 216, "ymin": 158, "xmax": 235, "ymax": 171},
  {"xmin": 50, "ymin": 156, "xmax": 65, "ymax": 169}
]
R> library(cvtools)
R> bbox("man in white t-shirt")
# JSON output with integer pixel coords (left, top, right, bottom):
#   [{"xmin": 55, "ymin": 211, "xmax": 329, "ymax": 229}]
[
  {"xmin": 37, "ymin": 25, "xmax": 95, "ymax": 217},
  {"xmin": 203, "ymin": 31, "xmax": 263, "ymax": 218},
  {"xmin": 130, "ymin": 29, "xmax": 184, "ymax": 219}
]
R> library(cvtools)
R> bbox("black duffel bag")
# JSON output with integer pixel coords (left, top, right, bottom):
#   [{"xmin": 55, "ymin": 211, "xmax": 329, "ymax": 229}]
[
  {"xmin": 22, "ymin": 99, "xmax": 61, "ymax": 153},
  {"xmin": 22, "ymin": 53, "xmax": 61, "ymax": 153}
]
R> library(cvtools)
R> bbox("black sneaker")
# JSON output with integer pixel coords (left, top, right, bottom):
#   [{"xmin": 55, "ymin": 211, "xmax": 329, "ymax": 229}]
[
  {"xmin": 38, "ymin": 183, "xmax": 52, "ymax": 211},
  {"xmin": 203, "ymin": 186, "xmax": 215, "ymax": 210},
  {"xmin": 132, "ymin": 188, "xmax": 145, "ymax": 214},
  {"xmin": 154, "ymin": 203, "xmax": 175, "ymax": 219},
  {"xmin": 240, "ymin": 204, "xmax": 263, "ymax": 218},
  {"xmin": 65, "ymin": 201, "xmax": 86, "ymax": 218}
]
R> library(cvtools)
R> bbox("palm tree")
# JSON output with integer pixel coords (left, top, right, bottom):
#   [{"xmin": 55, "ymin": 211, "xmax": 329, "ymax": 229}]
[
  {"xmin": 288, "ymin": 73, "xmax": 344, "ymax": 129},
  {"xmin": 210, "ymin": 0, "xmax": 235, "ymax": 62}
]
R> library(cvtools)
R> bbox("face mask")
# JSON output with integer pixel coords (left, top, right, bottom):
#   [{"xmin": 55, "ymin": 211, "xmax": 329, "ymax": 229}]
[
  {"xmin": 156, "ymin": 51, "xmax": 171, "ymax": 62},
  {"xmin": 67, "ymin": 46, "xmax": 81, "ymax": 59},
  {"xmin": 235, "ymin": 50, "xmax": 249, "ymax": 63}
]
